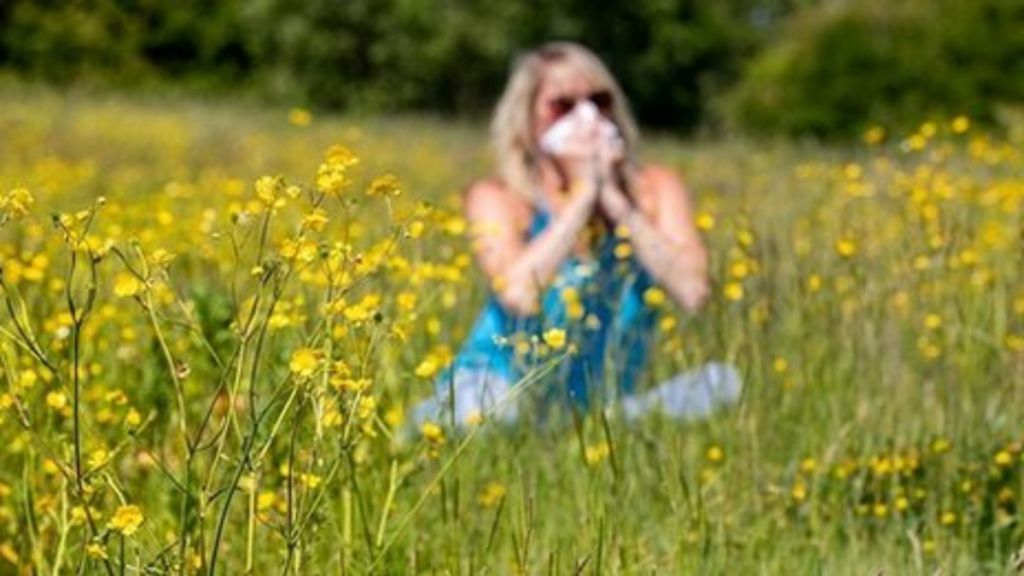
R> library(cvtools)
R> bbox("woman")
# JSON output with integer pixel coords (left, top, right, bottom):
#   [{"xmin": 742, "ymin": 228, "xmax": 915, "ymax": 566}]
[{"xmin": 413, "ymin": 41, "xmax": 739, "ymax": 428}]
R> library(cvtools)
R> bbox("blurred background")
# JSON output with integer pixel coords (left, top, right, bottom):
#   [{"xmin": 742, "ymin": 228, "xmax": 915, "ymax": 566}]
[
  {"xmin": 1, "ymin": 0, "xmax": 1021, "ymax": 140},
  {"xmin": 1, "ymin": 2, "xmax": 1023, "ymax": 573}
]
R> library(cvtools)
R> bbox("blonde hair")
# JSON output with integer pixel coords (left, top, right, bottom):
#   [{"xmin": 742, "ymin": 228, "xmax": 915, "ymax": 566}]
[{"xmin": 490, "ymin": 41, "xmax": 640, "ymax": 203}]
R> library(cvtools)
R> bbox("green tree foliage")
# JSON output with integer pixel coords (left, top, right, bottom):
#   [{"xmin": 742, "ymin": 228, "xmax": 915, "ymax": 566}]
[
  {"xmin": 6, "ymin": 0, "xmax": 1019, "ymax": 137},
  {"xmin": 0, "ymin": 0, "xmax": 773, "ymax": 132},
  {"xmin": 0, "ymin": 0, "xmax": 251, "ymax": 88},
  {"xmin": 725, "ymin": 0, "xmax": 1024, "ymax": 138}
]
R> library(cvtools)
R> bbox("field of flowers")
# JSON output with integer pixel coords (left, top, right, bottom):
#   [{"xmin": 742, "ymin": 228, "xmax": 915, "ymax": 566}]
[{"xmin": 0, "ymin": 84, "xmax": 1021, "ymax": 574}]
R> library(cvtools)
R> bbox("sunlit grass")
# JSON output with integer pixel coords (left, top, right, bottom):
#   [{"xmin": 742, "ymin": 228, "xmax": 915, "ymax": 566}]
[{"xmin": 0, "ymin": 85, "xmax": 1021, "ymax": 573}]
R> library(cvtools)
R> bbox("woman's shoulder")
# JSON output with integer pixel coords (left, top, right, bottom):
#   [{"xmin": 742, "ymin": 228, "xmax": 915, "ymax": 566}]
[
  {"xmin": 462, "ymin": 177, "xmax": 533, "ymax": 230},
  {"xmin": 631, "ymin": 163, "xmax": 689, "ymax": 214},
  {"xmin": 635, "ymin": 163, "xmax": 687, "ymax": 194}
]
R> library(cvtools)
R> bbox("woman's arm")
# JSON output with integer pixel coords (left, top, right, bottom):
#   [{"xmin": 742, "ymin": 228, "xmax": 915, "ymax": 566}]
[
  {"xmin": 464, "ymin": 179, "xmax": 598, "ymax": 317},
  {"xmin": 600, "ymin": 166, "xmax": 710, "ymax": 312}
]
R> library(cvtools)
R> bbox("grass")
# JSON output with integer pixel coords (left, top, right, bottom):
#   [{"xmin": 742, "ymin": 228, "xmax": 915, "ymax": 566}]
[{"xmin": 0, "ymin": 83, "xmax": 1021, "ymax": 574}]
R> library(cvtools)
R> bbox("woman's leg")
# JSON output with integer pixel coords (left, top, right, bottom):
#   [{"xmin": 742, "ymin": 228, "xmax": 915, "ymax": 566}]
[
  {"xmin": 621, "ymin": 361, "xmax": 742, "ymax": 421},
  {"xmin": 410, "ymin": 363, "xmax": 519, "ymax": 430}
]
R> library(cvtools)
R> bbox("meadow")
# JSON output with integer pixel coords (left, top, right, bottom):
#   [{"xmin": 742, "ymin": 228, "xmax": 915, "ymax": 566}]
[{"xmin": 0, "ymin": 84, "xmax": 1021, "ymax": 574}]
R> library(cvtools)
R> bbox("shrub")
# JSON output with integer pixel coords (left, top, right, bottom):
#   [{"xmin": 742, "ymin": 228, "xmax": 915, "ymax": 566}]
[{"xmin": 724, "ymin": 0, "xmax": 1024, "ymax": 139}]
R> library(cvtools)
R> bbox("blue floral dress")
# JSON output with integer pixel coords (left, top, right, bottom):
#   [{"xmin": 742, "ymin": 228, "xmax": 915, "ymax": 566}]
[{"xmin": 412, "ymin": 197, "xmax": 659, "ymax": 426}]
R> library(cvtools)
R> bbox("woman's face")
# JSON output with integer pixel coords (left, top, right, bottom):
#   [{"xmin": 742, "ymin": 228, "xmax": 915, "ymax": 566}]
[{"xmin": 531, "ymin": 64, "xmax": 606, "ymax": 145}]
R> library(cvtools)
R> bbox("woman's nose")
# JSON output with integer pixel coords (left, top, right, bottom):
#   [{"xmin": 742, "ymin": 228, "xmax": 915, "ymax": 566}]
[{"xmin": 575, "ymin": 100, "xmax": 599, "ymax": 122}]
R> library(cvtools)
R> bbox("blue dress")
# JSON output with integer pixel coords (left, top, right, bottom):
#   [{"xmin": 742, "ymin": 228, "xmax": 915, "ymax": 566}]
[{"xmin": 412, "ymin": 198, "xmax": 660, "ymax": 426}]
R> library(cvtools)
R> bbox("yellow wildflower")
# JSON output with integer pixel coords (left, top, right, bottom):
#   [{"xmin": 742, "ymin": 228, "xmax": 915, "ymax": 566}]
[
  {"xmin": 113, "ymin": 273, "xmax": 145, "ymax": 298},
  {"xmin": 45, "ymin": 391, "xmax": 67, "ymax": 411},
  {"xmin": 643, "ymin": 287, "xmax": 667, "ymax": 307},
  {"xmin": 366, "ymin": 174, "xmax": 402, "ymax": 197},
  {"xmin": 585, "ymin": 442, "xmax": 610, "ymax": 466},
  {"xmin": 108, "ymin": 504, "xmax": 145, "ymax": 536},
  {"xmin": 543, "ymin": 328, "xmax": 567, "ymax": 350},
  {"xmin": 415, "ymin": 357, "xmax": 440, "ymax": 379},
  {"xmin": 289, "ymin": 348, "xmax": 320, "ymax": 379},
  {"xmin": 835, "ymin": 238, "xmax": 857, "ymax": 258},
  {"xmin": 421, "ymin": 422, "xmax": 444, "ymax": 445},
  {"xmin": 288, "ymin": 108, "xmax": 312, "ymax": 127},
  {"xmin": 478, "ymin": 482, "xmax": 507, "ymax": 508},
  {"xmin": 995, "ymin": 450, "xmax": 1013, "ymax": 467},
  {"xmin": 724, "ymin": 282, "xmax": 744, "ymax": 302}
]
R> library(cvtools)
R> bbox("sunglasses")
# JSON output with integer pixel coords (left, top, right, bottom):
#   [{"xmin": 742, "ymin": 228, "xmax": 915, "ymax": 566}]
[{"xmin": 548, "ymin": 90, "xmax": 614, "ymax": 119}]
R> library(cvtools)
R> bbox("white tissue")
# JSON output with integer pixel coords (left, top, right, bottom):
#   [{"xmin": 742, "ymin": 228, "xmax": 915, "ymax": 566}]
[{"xmin": 539, "ymin": 100, "xmax": 623, "ymax": 157}]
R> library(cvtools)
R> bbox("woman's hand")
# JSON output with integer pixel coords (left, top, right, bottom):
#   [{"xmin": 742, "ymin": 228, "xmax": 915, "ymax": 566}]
[
  {"xmin": 553, "ymin": 131, "xmax": 602, "ymax": 190},
  {"xmin": 592, "ymin": 131, "xmax": 629, "ymax": 221},
  {"xmin": 544, "ymin": 109, "xmax": 623, "ymax": 193},
  {"xmin": 464, "ymin": 177, "xmax": 603, "ymax": 317},
  {"xmin": 600, "ymin": 166, "xmax": 711, "ymax": 314}
]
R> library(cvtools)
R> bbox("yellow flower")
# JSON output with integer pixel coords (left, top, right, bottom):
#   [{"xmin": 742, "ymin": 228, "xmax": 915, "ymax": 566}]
[
  {"xmin": 421, "ymin": 422, "xmax": 444, "ymax": 445},
  {"xmin": 729, "ymin": 260, "xmax": 750, "ymax": 279},
  {"xmin": 862, "ymin": 125, "xmax": 885, "ymax": 145},
  {"xmin": 835, "ymin": 238, "xmax": 857, "ymax": 258},
  {"xmin": 1, "ymin": 186, "xmax": 34, "ymax": 219},
  {"xmin": 723, "ymin": 282, "xmax": 744, "ymax": 302},
  {"xmin": 659, "ymin": 315, "xmax": 677, "ymax": 333},
  {"xmin": 806, "ymin": 274, "xmax": 822, "ymax": 293},
  {"xmin": 772, "ymin": 358, "xmax": 788, "ymax": 373},
  {"xmin": 0, "ymin": 542, "xmax": 19, "ymax": 565},
  {"xmin": 995, "ymin": 450, "xmax": 1013, "ymax": 467},
  {"xmin": 86, "ymin": 543, "xmax": 108, "ymax": 559},
  {"xmin": 950, "ymin": 115, "xmax": 970, "ymax": 134},
  {"xmin": 257, "ymin": 491, "xmax": 276, "ymax": 511},
  {"xmin": 643, "ymin": 287, "xmax": 666, "ymax": 307},
  {"xmin": 108, "ymin": 504, "xmax": 145, "ymax": 536},
  {"xmin": 124, "ymin": 409, "xmax": 142, "ymax": 428},
  {"xmin": 302, "ymin": 208, "xmax": 329, "ymax": 231},
  {"xmin": 254, "ymin": 175, "xmax": 285, "ymax": 207},
  {"xmin": 88, "ymin": 449, "xmax": 110, "ymax": 471},
  {"xmin": 288, "ymin": 108, "xmax": 313, "ymax": 127},
  {"xmin": 706, "ymin": 445, "xmax": 724, "ymax": 463},
  {"xmin": 113, "ymin": 273, "xmax": 144, "ymax": 298},
  {"xmin": 791, "ymin": 482, "xmax": 807, "ymax": 502},
  {"xmin": 407, "ymin": 220, "xmax": 425, "ymax": 238},
  {"xmin": 289, "ymin": 348, "xmax": 320, "ymax": 379},
  {"xmin": 384, "ymin": 406, "xmax": 404, "ymax": 428},
  {"xmin": 366, "ymin": 174, "xmax": 402, "ymax": 197},
  {"xmin": 737, "ymin": 230, "xmax": 754, "ymax": 247},
  {"xmin": 443, "ymin": 216, "xmax": 467, "ymax": 236},
  {"xmin": 414, "ymin": 356, "xmax": 440, "ymax": 378},
  {"xmin": 585, "ymin": 442, "xmax": 610, "ymax": 466},
  {"xmin": 279, "ymin": 237, "xmax": 318, "ymax": 263},
  {"xmin": 613, "ymin": 242, "xmax": 633, "ymax": 259},
  {"xmin": 397, "ymin": 291, "xmax": 417, "ymax": 311},
  {"xmin": 356, "ymin": 396, "xmax": 376, "ymax": 419},
  {"xmin": 317, "ymin": 145, "xmax": 359, "ymax": 196},
  {"xmin": 478, "ymin": 482, "xmax": 507, "ymax": 507},
  {"xmin": 543, "ymin": 328, "xmax": 567, "ymax": 350},
  {"xmin": 45, "ymin": 391, "xmax": 67, "ymax": 411},
  {"xmin": 931, "ymin": 438, "xmax": 951, "ymax": 454}
]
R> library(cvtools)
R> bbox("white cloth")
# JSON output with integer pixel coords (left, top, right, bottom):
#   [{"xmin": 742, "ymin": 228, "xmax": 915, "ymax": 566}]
[{"xmin": 539, "ymin": 100, "xmax": 623, "ymax": 158}]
